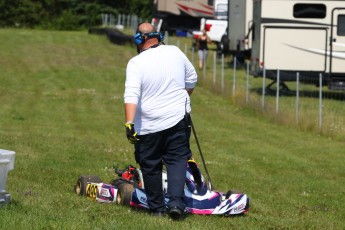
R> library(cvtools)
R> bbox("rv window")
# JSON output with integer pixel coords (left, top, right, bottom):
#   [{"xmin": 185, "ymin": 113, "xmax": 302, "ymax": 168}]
[
  {"xmin": 293, "ymin": 4, "xmax": 326, "ymax": 19},
  {"xmin": 338, "ymin": 15, "xmax": 345, "ymax": 36},
  {"xmin": 215, "ymin": 4, "xmax": 228, "ymax": 17}
]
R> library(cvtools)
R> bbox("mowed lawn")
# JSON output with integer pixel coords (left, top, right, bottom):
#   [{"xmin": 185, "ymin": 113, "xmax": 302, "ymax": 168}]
[{"xmin": 0, "ymin": 29, "xmax": 344, "ymax": 230}]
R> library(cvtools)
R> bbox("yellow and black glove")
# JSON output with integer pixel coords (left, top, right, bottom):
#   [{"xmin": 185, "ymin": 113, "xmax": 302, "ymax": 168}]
[{"xmin": 125, "ymin": 123, "xmax": 140, "ymax": 144}]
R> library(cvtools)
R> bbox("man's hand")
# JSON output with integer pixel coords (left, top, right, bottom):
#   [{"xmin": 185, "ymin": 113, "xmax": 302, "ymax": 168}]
[{"xmin": 125, "ymin": 123, "xmax": 139, "ymax": 144}]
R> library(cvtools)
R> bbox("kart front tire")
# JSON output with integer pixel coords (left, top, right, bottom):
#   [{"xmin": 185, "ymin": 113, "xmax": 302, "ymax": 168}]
[
  {"xmin": 116, "ymin": 183, "xmax": 134, "ymax": 206},
  {"xmin": 74, "ymin": 175, "xmax": 102, "ymax": 196}
]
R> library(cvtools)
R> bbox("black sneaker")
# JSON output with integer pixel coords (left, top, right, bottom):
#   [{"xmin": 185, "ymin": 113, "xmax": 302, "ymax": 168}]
[{"xmin": 168, "ymin": 206, "xmax": 183, "ymax": 220}]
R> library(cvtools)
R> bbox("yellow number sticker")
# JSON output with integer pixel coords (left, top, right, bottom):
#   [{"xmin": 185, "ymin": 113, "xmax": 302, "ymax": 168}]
[{"xmin": 86, "ymin": 183, "xmax": 98, "ymax": 200}]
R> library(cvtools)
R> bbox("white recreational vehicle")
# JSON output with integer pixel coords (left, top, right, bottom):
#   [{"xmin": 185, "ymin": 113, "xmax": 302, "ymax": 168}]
[
  {"xmin": 250, "ymin": 0, "xmax": 345, "ymax": 90},
  {"xmin": 225, "ymin": 0, "xmax": 253, "ymax": 59},
  {"xmin": 214, "ymin": 0, "xmax": 228, "ymax": 20},
  {"xmin": 152, "ymin": 0, "xmax": 214, "ymax": 33}
]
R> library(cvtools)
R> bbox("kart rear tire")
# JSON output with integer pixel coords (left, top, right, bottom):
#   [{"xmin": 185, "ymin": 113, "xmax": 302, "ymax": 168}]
[
  {"xmin": 110, "ymin": 178, "xmax": 140, "ymax": 189},
  {"xmin": 116, "ymin": 183, "xmax": 134, "ymax": 206},
  {"xmin": 75, "ymin": 175, "xmax": 102, "ymax": 196}
]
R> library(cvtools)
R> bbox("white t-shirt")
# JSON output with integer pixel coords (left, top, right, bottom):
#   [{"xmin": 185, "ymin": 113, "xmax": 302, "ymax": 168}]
[{"xmin": 124, "ymin": 45, "xmax": 198, "ymax": 135}]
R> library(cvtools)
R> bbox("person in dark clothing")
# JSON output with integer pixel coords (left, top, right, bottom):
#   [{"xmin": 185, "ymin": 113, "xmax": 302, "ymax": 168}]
[
  {"xmin": 124, "ymin": 22, "xmax": 198, "ymax": 220},
  {"xmin": 197, "ymin": 29, "xmax": 211, "ymax": 70}
]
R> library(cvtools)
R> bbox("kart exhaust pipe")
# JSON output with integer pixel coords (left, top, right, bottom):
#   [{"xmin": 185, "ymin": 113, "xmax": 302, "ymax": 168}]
[{"xmin": 190, "ymin": 116, "xmax": 215, "ymax": 191}]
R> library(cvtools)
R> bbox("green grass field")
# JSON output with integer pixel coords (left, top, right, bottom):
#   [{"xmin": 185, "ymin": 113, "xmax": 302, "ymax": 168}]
[{"xmin": 0, "ymin": 29, "xmax": 344, "ymax": 229}]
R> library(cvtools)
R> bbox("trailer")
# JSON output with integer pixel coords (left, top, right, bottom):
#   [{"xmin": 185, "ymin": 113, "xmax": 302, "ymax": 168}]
[
  {"xmin": 213, "ymin": 0, "xmax": 228, "ymax": 20},
  {"xmin": 152, "ymin": 0, "xmax": 214, "ymax": 34},
  {"xmin": 226, "ymin": 0, "xmax": 253, "ymax": 59},
  {"xmin": 250, "ymin": 0, "xmax": 345, "ymax": 90}
]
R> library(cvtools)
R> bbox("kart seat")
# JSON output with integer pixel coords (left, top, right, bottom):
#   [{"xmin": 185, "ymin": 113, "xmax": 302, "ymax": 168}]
[{"xmin": 185, "ymin": 159, "xmax": 208, "ymax": 195}]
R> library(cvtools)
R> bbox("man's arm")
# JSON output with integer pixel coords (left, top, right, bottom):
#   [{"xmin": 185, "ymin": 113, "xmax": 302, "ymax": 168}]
[
  {"xmin": 125, "ymin": 103, "xmax": 137, "ymax": 123},
  {"xmin": 182, "ymin": 50, "xmax": 197, "ymax": 94},
  {"xmin": 124, "ymin": 103, "xmax": 139, "ymax": 144}
]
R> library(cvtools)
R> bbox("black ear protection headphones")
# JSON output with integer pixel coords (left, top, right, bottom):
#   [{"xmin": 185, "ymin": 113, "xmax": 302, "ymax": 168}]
[{"xmin": 133, "ymin": 30, "xmax": 164, "ymax": 45}]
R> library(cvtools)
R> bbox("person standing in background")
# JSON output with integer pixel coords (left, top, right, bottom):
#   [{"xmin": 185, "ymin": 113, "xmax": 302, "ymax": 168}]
[{"xmin": 197, "ymin": 29, "xmax": 211, "ymax": 70}]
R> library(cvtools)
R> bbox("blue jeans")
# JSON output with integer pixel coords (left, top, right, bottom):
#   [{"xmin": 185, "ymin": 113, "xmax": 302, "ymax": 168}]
[{"xmin": 134, "ymin": 117, "xmax": 192, "ymax": 212}]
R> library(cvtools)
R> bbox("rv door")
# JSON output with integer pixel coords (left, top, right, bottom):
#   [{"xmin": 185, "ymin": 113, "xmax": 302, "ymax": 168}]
[{"xmin": 330, "ymin": 9, "xmax": 345, "ymax": 74}]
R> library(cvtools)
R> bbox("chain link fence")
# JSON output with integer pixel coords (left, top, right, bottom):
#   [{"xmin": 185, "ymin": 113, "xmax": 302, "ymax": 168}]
[
  {"xmin": 169, "ymin": 38, "xmax": 345, "ymax": 140},
  {"xmin": 101, "ymin": 13, "xmax": 144, "ymax": 32}
]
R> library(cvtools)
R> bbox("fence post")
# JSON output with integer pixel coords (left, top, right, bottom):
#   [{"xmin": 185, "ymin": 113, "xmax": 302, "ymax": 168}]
[
  {"xmin": 296, "ymin": 72, "xmax": 300, "ymax": 126},
  {"xmin": 221, "ymin": 53, "xmax": 224, "ymax": 93},
  {"xmin": 233, "ymin": 56, "xmax": 237, "ymax": 97},
  {"xmin": 319, "ymin": 73, "xmax": 323, "ymax": 132},
  {"xmin": 176, "ymin": 39, "xmax": 180, "ymax": 48},
  {"xmin": 191, "ymin": 47, "xmax": 194, "ymax": 65},
  {"xmin": 276, "ymin": 70, "xmax": 280, "ymax": 114},
  {"xmin": 165, "ymin": 31, "xmax": 169, "ymax": 45},
  {"xmin": 213, "ymin": 51, "xmax": 216, "ymax": 85},
  {"xmin": 262, "ymin": 67, "xmax": 266, "ymax": 109},
  {"xmin": 246, "ymin": 62, "xmax": 250, "ymax": 104},
  {"xmin": 203, "ymin": 50, "xmax": 206, "ymax": 80},
  {"xmin": 117, "ymin": 14, "xmax": 121, "ymax": 25},
  {"xmin": 131, "ymin": 15, "xmax": 137, "ymax": 31},
  {"xmin": 122, "ymin": 14, "xmax": 125, "ymax": 26}
]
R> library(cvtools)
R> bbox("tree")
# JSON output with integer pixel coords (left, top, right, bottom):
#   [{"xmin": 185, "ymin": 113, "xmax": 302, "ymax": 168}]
[
  {"xmin": 0, "ymin": 0, "xmax": 154, "ymax": 29},
  {"xmin": 0, "ymin": 0, "xmax": 48, "ymax": 27}
]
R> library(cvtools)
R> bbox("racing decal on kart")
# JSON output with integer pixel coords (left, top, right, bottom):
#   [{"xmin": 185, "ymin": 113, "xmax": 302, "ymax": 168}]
[
  {"xmin": 130, "ymin": 188, "xmax": 149, "ymax": 209},
  {"xmin": 86, "ymin": 183, "xmax": 98, "ymax": 200},
  {"xmin": 97, "ymin": 184, "xmax": 117, "ymax": 203}
]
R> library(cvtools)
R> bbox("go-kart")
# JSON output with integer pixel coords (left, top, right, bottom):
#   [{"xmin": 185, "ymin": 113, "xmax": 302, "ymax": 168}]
[{"xmin": 74, "ymin": 159, "xmax": 250, "ymax": 216}]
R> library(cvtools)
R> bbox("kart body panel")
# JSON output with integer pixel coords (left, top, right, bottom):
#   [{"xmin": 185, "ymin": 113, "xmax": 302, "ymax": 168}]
[
  {"xmin": 130, "ymin": 186, "xmax": 249, "ymax": 215},
  {"xmin": 77, "ymin": 159, "xmax": 250, "ymax": 215}
]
